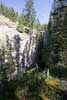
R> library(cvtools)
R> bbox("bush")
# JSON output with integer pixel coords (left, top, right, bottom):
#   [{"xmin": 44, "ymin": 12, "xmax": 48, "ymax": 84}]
[
  {"xmin": 0, "ymin": 68, "xmax": 62, "ymax": 100},
  {"xmin": 16, "ymin": 69, "xmax": 60, "ymax": 100},
  {"xmin": 50, "ymin": 67, "xmax": 67, "ymax": 78}
]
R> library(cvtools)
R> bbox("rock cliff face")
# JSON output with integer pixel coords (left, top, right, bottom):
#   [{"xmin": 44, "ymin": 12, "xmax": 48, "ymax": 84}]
[{"xmin": 0, "ymin": 15, "xmax": 37, "ymax": 73}]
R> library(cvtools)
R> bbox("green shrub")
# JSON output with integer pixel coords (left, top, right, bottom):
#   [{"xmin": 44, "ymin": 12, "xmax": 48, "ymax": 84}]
[
  {"xmin": 16, "ymin": 69, "xmax": 60, "ymax": 100},
  {"xmin": 50, "ymin": 67, "xmax": 67, "ymax": 78}
]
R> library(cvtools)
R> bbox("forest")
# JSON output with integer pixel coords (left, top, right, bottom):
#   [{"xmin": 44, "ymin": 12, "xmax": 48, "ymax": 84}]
[{"xmin": 0, "ymin": 0, "xmax": 67, "ymax": 100}]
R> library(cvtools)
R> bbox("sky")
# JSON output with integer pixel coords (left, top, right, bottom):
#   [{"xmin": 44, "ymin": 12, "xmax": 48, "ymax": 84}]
[{"xmin": 0, "ymin": 0, "xmax": 54, "ymax": 24}]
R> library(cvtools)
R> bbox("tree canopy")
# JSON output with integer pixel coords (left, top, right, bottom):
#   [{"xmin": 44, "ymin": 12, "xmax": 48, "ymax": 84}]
[
  {"xmin": 17, "ymin": 0, "xmax": 36, "ymax": 32},
  {"xmin": 0, "ymin": 3, "xmax": 18, "ymax": 22}
]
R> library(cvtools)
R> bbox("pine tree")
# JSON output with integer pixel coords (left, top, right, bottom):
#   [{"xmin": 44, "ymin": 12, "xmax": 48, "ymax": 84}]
[
  {"xmin": 17, "ymin": 0, "xmax": 36, "ymax": 32},
  {"xmin": 24, "ymin": 0, "xmax": 36, "ymax": 28},
  {"xmin": 47, "ymin": 0, "xmax": 67, "ymax": 68}
]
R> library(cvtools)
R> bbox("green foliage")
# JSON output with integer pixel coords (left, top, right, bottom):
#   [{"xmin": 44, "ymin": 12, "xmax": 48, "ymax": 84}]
[
  {"xmin": 17, "ymin": 70, "xmax": 46, "ymax": 94},
  {"xmin": 17, "ymin": 15, "xmax": 25, "ymax": 33},
  {"xmin": 16, "ymin": 69, "xmax": 61, "ymax": 100},
  {"xmin": 17, "ymin": 15, "xmax": 31, "ymax": 33},
  {"xmin": 17, "ymin": 0, "xmax": 36, "ymax": 32},
  {"xmin": 0, "ymin": 0, "xmax": 67, "ymax": 99},
  {"xmin": 0, "ymin": 47, "xmax": 17, "ymax": 100},
  {"xmin": 0, "ymin": 67, "xmax": 64, "ymax": 100},
  {"xmin": 50, "ymin": 66, "xmax": 67, "ymax": 78},
  {"xmin": 0, "ymin": 3, "xmax": 18, "ymax": 22},
  {"xmin": 24, "ymin": 0, "xmax": 36, "ymax": 28},
  {"xmin": 42, "ymin": 0, "xmax": 67, "ymax": 75}
]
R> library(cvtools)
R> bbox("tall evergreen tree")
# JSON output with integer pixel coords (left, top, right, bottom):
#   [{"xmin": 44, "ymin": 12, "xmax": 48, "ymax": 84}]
[
  {"xmin": 17, "ymin": 0, "xmax": 36, "ymax": 32},
  {"xmin": 47, "ymin": 0, "xmax": 67, "ymax": 68},
  {"xmin": 24, "ymin": 0, "xmax": 36, "ymax": 28}
]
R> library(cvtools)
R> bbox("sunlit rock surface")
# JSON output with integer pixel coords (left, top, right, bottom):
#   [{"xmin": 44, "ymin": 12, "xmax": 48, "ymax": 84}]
[{"xmin": 0, "ymin": 15, "xmax": 37, "ymax": 73}]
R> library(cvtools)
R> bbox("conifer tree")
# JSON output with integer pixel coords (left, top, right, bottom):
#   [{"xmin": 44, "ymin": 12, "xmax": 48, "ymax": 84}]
[
  {"xmin": 47, "ymin": 0, "xmax": 67, "ymax": 68},
  {"xmin": 17, "ymin": 0, "xmax": 36, "ymax": 32}
]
